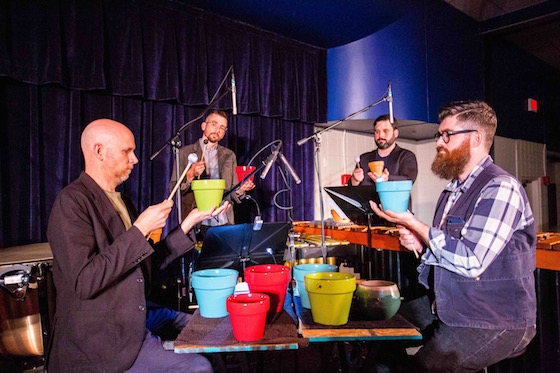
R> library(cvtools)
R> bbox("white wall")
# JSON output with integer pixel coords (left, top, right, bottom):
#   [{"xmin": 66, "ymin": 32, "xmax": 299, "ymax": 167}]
[{"xmin": 494, "ymin": 136, "xmax": 547, "ymax": 231}]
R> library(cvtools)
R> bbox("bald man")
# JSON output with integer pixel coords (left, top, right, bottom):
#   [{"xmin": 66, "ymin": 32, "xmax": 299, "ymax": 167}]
[{"xmin": 47, "ymin": 119, "xmax": 224, "ymax": 372}]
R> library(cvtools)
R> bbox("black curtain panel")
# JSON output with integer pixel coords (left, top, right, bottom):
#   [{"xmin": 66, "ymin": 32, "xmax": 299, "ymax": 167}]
[{"xmin": 0, "ymin": 0, "xmax": 326, "ymax": 248}]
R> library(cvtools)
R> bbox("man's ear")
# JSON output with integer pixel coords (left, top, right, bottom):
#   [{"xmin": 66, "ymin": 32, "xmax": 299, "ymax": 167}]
[
  {"xmin": 472, "ymin": 131, "xmax": 483, "ymax": 148},
  {"xmin": 94, "ymin": 143, "xmax": 104, "ymax": 161},
  {"xmin": 394, "ymin": 128, "xmax": 399, "ymax": 138},
  {"xmin": 201, "ymin": 122, "xmax": 206, "ymax": 132}
]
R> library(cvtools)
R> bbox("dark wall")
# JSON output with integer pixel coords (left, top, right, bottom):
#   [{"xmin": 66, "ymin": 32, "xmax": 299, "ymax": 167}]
[
  {"xmin": 425, "ymin": 0, "xmax": 485, "ymax": 121},
  {"xmin": 486, "ymin": 37, "xmax": 560, "ymax": 151},
  {"xmin": 327, "ymin": 0, "xmax": 484, "ymax": 124}
]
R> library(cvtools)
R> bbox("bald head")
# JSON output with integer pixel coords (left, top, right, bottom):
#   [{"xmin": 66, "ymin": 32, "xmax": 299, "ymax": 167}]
[
  {"xmin": 81, "ymin": 119, "xmax": 129, "ymax": 157},
  {"xmin": 81, "ymin": 119, "xmax": 138, "ymax": 191}
]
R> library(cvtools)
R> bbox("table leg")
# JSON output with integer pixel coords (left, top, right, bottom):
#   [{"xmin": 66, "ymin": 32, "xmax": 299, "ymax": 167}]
[
  {"xmin": 337, "ymin": 342, "xmax": 349, "ymax": 373},
  {"xmin": 212, "ymin": 354, "xmax": 227, "ymax": 373},
  {"xmin": 238, "ymin": 352, "xmax": 250, "ymax": 373}
]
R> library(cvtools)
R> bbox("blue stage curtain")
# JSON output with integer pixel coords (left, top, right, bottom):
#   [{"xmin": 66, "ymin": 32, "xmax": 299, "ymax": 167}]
[
  {"xmin": 0, "ymin": 0, "xmax": 327, "ymax": 121},
  {"xmin": 0, "ymin": 0, "xmax": 325, "ymax": 247}
]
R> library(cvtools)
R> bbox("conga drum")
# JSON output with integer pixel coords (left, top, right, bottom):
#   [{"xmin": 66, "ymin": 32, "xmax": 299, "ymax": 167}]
[{"xmin": 0, "ymin": 243, "xmax": 54, "ymax": 358}]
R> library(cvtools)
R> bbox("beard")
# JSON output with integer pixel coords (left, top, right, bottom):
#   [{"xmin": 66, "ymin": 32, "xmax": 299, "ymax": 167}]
[
  {"xmin": 431, "ymin": 137, "xmax": 471, "ymax": 180},
  {"xmin": 110, "ymin": 165, "xmax": 133, "ymax": 185},
  {"xmin": 117, "ymin": 167, "xmax": 132, "ymax": 183},
  {"xmin": 375, "ymin": 135, "xmax": 396, "ymax": 150},
  {"xmin": 206, "ymin": 132, "xmax": 221, "ymax": 144}
]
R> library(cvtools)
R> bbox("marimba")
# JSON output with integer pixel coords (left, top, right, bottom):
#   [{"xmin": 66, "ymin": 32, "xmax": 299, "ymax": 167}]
[{"xmin": 294, "ymin": 222, "xmax": 560, "ymax": 272}]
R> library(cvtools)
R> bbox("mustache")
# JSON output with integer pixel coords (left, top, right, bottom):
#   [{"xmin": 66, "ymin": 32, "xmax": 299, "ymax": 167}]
[{"xmin": 436, "ymin": 146, "xmax": 448, "ymax": 154}]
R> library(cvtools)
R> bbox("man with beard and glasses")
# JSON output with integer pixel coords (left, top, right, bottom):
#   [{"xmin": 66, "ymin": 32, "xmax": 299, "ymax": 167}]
[
  {"xmin": 371, "ymin": 101, "xmax": 537, "ymax": 372},
  {"xmin": 170, "ymin": 110, "xmax": 255, "ymax": 226},
  {"xmin": 349, "ymin": 114, "xmax": 418, "ymax": 186}
]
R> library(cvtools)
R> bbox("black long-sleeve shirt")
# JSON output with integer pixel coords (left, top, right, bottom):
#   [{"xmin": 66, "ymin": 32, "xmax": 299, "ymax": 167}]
[{"xmin": 350, "ymin": 144, "xmax": 418, "ymax": 186}]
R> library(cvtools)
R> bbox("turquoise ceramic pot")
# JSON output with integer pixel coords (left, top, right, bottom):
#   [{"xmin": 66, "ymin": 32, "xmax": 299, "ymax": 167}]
[
  {"xmin": 191, "ymin": 268, "xmax": 238, "ymax": 318},
  {"xmin": 376, "ymin": 180, "xmax": 413, "ymax": 213}
]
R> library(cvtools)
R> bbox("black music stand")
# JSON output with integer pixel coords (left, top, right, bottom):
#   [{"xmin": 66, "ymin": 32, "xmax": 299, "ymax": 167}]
[
  {"xmin": 324, "ymin": 185, "xmax": 389, "ymax": 226},
  {"xmin": 196, "ymin": 222, "xmax": 291, "ymax": 277},
  {"xmin": 324, "ymin": 186, "xmax": 392, "ymax": 278}
]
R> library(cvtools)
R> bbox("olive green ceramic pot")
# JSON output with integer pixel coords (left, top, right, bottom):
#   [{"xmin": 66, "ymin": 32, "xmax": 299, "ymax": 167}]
[{"xmin": 355, "ymin": 280, "xmax": 401, "ymax": 320}]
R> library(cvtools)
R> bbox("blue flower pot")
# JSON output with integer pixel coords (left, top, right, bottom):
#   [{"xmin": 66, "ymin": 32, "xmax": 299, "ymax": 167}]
[
  {"xmin": 376, "ymin": 180, "xmax": 413, "ymax": 213},
  {"xmin": 191, "ymin": 268, "xmax": 238, "ymax": 318},
  {"xmin": 294, "ymin": 263, "xmax": 338, "ymax": 309}
]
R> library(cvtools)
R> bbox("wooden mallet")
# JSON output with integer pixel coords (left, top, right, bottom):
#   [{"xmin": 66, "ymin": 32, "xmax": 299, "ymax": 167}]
[
  {"xmin": 197, "ymin": 139, "xmax": 209, "ymax": 180},
  {"xmin": 168, "ymin": 152, "xmax": 198, "ymax": 201}
]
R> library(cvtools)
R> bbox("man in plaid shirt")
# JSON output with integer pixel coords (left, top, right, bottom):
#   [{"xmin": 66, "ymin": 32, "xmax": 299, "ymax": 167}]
[{"xmin": 372, "ymin": 100, "xmax": 536, "ymax": 372}]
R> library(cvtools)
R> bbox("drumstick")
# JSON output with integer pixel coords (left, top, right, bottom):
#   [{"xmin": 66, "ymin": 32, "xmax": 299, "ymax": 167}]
[
  {"xmin": 408, "ymin": 243, "xmax": 420, "ymax": 259},
  {"xmin": 197, "ymin": 139, "xmax": 209, "ymax": 180},
  {"xmin": 168, "ymin": 153, "xmax": 199, "ymax": 201},
  {"xmin": 147, "ymin": 155, "xmax": 196, "ymax": 241},
  {"xmin": 355, "ymin": 156, "xmax": 360, "ymax": 169}
]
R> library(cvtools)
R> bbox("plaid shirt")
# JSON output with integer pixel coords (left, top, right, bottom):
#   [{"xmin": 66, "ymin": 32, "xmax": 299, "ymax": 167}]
[{"xmin": 422, "ymin": 156, "xmax": 534, "ymax": 278}]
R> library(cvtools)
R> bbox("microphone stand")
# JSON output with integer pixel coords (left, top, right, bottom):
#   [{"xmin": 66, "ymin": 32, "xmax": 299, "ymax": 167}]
[
  {"xmin": 296, "ymin": 93, "xmax": 390, "ymax": 264},
  {"xmin": 149, "ymin": 65, "xmax": 234, "ymax": 311}
]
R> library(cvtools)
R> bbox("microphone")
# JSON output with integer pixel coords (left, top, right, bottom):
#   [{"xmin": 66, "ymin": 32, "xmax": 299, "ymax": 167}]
[
  {"xmin": 387, "ymin": 81, "xmax": 394, "ymax": 124},
  {"xmin": 167, "ymin": 153, "xmax": 198, "ymax": 201},
  {"xmin": 231, "ymin": 68, "xmax": 237, "ymax": 115},
  {"xmin": 260, "ymin": 145, "xmax": 280, "ymax": 180},
  {"xmin": 278, "ymin": 152, "xmax": 301, "ymax": 184}
]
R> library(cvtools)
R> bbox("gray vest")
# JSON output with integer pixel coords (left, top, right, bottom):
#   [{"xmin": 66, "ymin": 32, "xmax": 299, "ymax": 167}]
[{"xmin": 422, "ymin": 163, "xmax": 536, "ymax": 329}]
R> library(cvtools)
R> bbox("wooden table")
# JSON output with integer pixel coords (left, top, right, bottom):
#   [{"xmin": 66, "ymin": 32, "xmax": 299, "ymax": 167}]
[
  {"xmin": 299, "ymin": 321, "xmax": 422, "ymax": 343},
  {"xmin": 173, "ymin": 309, "xmax": 301, "ymax": 354},
  {"xmin": 295, "ymin": 296, "xmax": 421, "ymax": 343},
  {"xmin": 295, "ymin": 296, "xmax": 421, "ymax": 372},
  {"xmin": 173, "ymin": 307, "xmax": 302, "ymax": 373}
]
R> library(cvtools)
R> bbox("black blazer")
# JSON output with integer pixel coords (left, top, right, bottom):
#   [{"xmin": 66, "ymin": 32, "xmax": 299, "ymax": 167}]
[{"xmin": 47, "ymin": 172, "xmax": 195, "ymax": 372}]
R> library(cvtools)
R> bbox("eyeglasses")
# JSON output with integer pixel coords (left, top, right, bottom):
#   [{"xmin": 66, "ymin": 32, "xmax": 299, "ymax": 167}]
[
  {"xmin": 434, "ymin": 129, "xmax": 476, "ymax": 143},
  {"xmin": 206, "ymin": 121, "xmax": 228, "ymax": 132}
]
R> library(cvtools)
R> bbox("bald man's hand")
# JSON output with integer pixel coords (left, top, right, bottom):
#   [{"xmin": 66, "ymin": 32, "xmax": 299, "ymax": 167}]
[
  {"xmin": 181, "ymin": 201, "xmax": 231, "ymax": 234},
  {"xmin": 133, "ymin": 200, "xmax": 174, "ymax": 237}
]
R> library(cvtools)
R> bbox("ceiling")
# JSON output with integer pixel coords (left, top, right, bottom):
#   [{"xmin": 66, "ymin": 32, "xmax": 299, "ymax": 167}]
[
  {"xmin": 179, "ymin": 0, "xmax": 560, "ymax": 140},
  {"xmin": 182, "ymin": 0, "xmax": 560, "ymax": 72},
  {"xmin": 181, "ymin": 0, "xmax": 412, "ymax": 49},
  {"xmin": 447, "ymin": 0, "xmax": 560, "ymax": 71}
]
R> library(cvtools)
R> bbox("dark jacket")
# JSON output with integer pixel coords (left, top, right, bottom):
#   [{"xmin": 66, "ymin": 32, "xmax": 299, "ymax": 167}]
[
  {"xmin": 169, "ymin": 140, "xmax": 242, "ymax": 223},
  {"xmin": 47, "ymin": 172, "xmax": 196, "ymax": 372}
]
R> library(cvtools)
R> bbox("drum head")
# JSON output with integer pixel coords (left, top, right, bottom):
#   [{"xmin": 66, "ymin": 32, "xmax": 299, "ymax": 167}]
[{"xmin": 0, "ymin": 243, "xmax": 52, "ymax": 266}]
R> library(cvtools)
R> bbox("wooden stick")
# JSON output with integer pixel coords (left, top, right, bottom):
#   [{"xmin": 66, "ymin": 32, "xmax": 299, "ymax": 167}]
[
  {"xmin": 148, "ymin": 153, "xmax": 198, "ymax": 240},
  {"xmin": 168, "ymin": 163, "xmax": 193, "ymax": 201},
  {"xmin": 409, "ymin": 244, "xmax": 420, "ymax": 259},
  {"xmin": 197, "ymin": 140, "xmax": 208, "ymax": 180}
]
